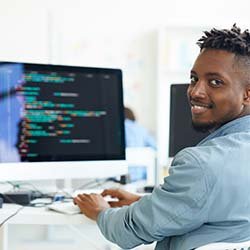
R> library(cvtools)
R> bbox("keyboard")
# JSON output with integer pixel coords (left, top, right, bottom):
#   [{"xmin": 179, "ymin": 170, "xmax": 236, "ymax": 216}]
[
  {"xmin": 47, "ymin": 202, "xmax": 81, "ymax": 215},
  {"xmin": 47, "ymin": 190, "xmax": 118, "ymax": 215}
]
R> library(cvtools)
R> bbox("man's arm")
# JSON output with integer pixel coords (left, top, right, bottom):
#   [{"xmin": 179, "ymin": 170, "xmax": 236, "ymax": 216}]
[
  {"xmin": 75, "ymin": 149, "xmax": 215, "ymax": 249},
  {"xmin": 98, "ymin": 149, "xmax": 215, "ymax": 249}
]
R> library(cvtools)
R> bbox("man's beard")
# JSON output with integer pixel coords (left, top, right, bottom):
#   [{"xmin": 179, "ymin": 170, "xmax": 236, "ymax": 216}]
[{"xmin": 191, "ymin": 120, "xmax": 218, "ymax": 133}]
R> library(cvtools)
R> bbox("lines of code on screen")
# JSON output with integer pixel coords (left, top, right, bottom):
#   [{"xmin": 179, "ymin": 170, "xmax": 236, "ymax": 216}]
[{"xmin": 0, "ymin": 63, "xmax": 124, "ymax": 162}]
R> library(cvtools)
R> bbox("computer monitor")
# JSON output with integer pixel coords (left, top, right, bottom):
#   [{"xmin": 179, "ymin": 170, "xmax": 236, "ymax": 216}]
[
  {"xmin": 0, "ymin": 62, "xmax": 127, "ymax": 181},
  {"xmin": 169, "ymin": 84, "xmax": 209, "ymax": 157}
]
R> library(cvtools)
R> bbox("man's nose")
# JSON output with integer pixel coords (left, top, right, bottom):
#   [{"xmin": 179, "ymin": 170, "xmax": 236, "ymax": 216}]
[{"xmin": 189, "ymin": 81, "xmax": 206, "ymax": 99}]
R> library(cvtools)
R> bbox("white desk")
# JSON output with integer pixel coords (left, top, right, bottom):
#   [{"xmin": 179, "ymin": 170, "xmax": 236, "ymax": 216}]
[
  {"xmin": 0, "ymin": 204, "xmax": 90, "ymax": 225},
  {"xmin": 0, "ymin": 204, "xmax": 115, "ymax": 250},
  {"xmin": 0, "ymin": 204, "xmax": 155, "ymax": 250}
]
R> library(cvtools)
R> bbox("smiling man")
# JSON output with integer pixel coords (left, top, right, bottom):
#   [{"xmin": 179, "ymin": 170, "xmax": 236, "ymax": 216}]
[
  {"xmin": 74, "ymin": 25, "xmax": 250, "ymax": 250},
  {"xmin": 189, "ymin": 28, "xmax": 250, "ymax": 132}
]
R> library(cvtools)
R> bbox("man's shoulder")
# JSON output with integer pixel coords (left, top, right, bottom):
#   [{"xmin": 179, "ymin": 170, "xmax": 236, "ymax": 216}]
[
  {"xmin": 173, "ymin": 131, "xmax": 249, "ymax": 173},
  {"xmin": 174, "ymin": 145, "xmax": 212, "ymax": 163},
  {"xmin": 172, "ymin": 141, "xmax": 224, "ymax": 170}
]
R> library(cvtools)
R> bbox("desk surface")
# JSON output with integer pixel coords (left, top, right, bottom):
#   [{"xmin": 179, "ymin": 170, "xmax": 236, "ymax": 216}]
[{"xmin": 0, "ymin": 204, "xmax": 93, "ymax": 225}]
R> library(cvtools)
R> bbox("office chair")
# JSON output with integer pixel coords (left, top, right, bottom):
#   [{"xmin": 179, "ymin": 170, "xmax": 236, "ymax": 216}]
[{"xmin": 196, "ymin": 240, "xmax": 250, "ymax": 250}]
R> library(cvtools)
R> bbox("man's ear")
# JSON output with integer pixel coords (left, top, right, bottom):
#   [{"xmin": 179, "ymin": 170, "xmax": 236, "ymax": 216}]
[{"xmin": 243, "ymin": 85, "xmax": 250, "ymax": 105}]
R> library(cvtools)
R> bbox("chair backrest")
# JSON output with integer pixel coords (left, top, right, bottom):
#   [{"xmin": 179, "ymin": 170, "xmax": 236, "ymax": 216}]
[{"xmin": 195, "ymin": 240, "xmax": 250, "ymax": 250}]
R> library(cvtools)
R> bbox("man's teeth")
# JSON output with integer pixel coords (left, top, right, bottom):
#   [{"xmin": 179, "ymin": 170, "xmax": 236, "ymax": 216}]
[{"xmin": 192, "ymin": 105, "xmax": 208, "ymax": 109}]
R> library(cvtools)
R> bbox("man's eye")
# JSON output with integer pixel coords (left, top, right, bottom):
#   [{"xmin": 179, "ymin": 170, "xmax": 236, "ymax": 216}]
[
  {"xmin": 210, "ymin": 79, "xmax": 222, "ymax": 86},
  {"xmin": 190, "ymin": 76, "xmax": 197, "ymax": 84}
]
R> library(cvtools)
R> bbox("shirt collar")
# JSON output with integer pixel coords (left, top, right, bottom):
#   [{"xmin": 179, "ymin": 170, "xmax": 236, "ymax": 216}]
[{"xmin": 198, "ymin": 115, "xmax": 250, "ymax": 145}]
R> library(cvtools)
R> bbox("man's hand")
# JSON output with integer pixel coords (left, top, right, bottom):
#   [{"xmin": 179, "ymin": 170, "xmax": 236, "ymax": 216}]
[
  {"xmin": 101, "ymin": 188, "xmax": 141, "ymax": 207},
  {"xmin": 74, "ymin": 193, "xmax": 110, "ymax": 221}
]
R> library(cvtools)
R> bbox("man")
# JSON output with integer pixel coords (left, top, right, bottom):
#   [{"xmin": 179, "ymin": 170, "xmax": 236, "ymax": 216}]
[{"xmin": 74, "ymin": 24, "xmax": 250, "ymax": 250}]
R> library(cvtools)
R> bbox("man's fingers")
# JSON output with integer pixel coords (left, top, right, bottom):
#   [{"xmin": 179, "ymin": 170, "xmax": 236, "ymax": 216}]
[
  {"xmin": 74, "ymin": 194, "xmax": 90, "ymax": 206},
  {"xmin": 74, "ymin": 195, "xmax": 90, "ymax": 213},
  {"xmin": 74, "ymin": 196, "xmax": 84, "ymax": 205},
  {"xmin": 77, "ymin": 193, "xmax": 91, "ymax": 200},
  {"xmin": 101, "ymin": 189, "xmax": 114, "ymax": 196},
  {"xmin": 101, "ymin": 189, "xmax": 122, "ymax": 198},
  {"xmin": 108, "ymin": 201, "xmax": 122, "ymax": 207}
]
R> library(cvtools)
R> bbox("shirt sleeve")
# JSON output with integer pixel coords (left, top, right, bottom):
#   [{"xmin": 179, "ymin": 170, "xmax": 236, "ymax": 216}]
[{"xmin": 97, "ymin": 149, "xmax": 216, "ymax": 249}]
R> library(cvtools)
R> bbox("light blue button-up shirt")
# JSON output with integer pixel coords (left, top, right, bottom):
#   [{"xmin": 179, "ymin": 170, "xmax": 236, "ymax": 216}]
[{"xmin": 97, "ymin": 115, "xmax": 250, "ymax": 250}]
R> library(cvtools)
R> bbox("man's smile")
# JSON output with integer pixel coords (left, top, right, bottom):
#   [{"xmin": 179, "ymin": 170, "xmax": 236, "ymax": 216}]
[{"xmin": 190, "ymin": 100, "xmax": 213, "ymax": 115}]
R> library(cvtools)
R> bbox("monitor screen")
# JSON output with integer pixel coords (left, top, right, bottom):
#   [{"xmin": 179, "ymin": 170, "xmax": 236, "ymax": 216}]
[
  {"xmin": 169, "ymin": 84, "xmax": 209, "ymax": 157},
  {"xmin": 0, "ymin": 62, "xmax": 127, "ymax": 181}
]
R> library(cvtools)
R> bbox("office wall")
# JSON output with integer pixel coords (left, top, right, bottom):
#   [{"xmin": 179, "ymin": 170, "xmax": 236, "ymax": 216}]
[
  {"xmin": 1, "ymin": 0, "xmax": 250, "ymax": 168},
  {"xmin": 0, "ymin": 5, "xmax": 49, "ymax": 63},
  {"xmin": 156, "ymin": 26, "xmax": 205, "ymax": 166},
  {"xmin": 0, "ymin": 0, "xmax": 158, "ymax": 135},
  {"xmin": 50, "ymin": 9, "xmax": 158, "ymax": 133}
]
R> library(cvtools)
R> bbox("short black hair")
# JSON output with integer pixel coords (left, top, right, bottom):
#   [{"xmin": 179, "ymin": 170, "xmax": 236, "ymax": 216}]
[
  {"xmin": 197, "ymin": 24, "xmax": 250, "ymax": 56},
  {"xmin": 197, "ymin": 24, "xmax": 250, "ymax": 81}
]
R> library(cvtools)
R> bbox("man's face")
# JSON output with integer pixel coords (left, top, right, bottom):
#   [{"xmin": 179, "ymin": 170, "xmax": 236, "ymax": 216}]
[{"xmin": 187, "ymin": 49, "xmax": 246, "ymax": 132}]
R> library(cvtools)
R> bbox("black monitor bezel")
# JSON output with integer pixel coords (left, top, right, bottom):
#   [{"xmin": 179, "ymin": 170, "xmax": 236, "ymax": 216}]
[{"xmin": 0, "ymin": 61, "xmax": 125, "ymax": 161}]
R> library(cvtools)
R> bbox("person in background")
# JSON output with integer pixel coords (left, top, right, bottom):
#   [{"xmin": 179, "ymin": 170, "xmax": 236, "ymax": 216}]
[
  {"xmin": 74, "ymin": 24, "xmax": 250, "ymax": 250},
  {"xmin": 124, "ymin": 106, "xmax": 156, "ymax": 149}
]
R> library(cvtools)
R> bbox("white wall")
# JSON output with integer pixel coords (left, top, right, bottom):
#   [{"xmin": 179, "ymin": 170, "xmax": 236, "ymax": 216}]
[
  {"xmin": 0, "ymin": 4, "xmax": 49, "ymax": 63},
  {"xmin": 1, "ymin": 0, "xmax": 250, "ymax": 167}
]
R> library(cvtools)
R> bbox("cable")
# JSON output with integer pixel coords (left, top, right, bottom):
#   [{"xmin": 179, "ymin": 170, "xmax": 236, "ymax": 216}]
[
  {"xmin": 73, "ymin": 177, "xmax": 122, "ymax": 193},
  {"xmin": 6, "ymin": 181, "xmax": 21, "ymax": 190},
  {"xmin": 89, "ymin": 178, "xmax": 122, "ymax": 190},
  {"xmin": 0, "ymin": 205, "xmax": 24, "ymax": 228},
  {"xmin": 72, "ymin": 179, "xmax": 104, "ymax": 192},
  {"xmin": 86, "ymin": 179, "xmax": 112, "ymax": 190},
  {"xmin": 1, "ymin": 178, "xmax": 122, "ymax": 207},
  {"xmin": 0, "ymin": 190, "xmax": 51, "ymax": 227}
]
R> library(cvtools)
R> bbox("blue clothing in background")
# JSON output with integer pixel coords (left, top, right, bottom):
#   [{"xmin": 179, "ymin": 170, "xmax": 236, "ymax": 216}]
[
  {"xmin": 97, "ymin": 115, "xmax": 250, "ymax": 250},
  {"xmin": 125, "ymin": 119, "xmax": 156, "ymax": 149}
]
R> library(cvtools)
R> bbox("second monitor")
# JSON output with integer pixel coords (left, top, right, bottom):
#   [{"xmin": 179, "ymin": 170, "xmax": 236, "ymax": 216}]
[{"xmin": 169, "ymin": 84, "xmax": 209, "ymax": 157}]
